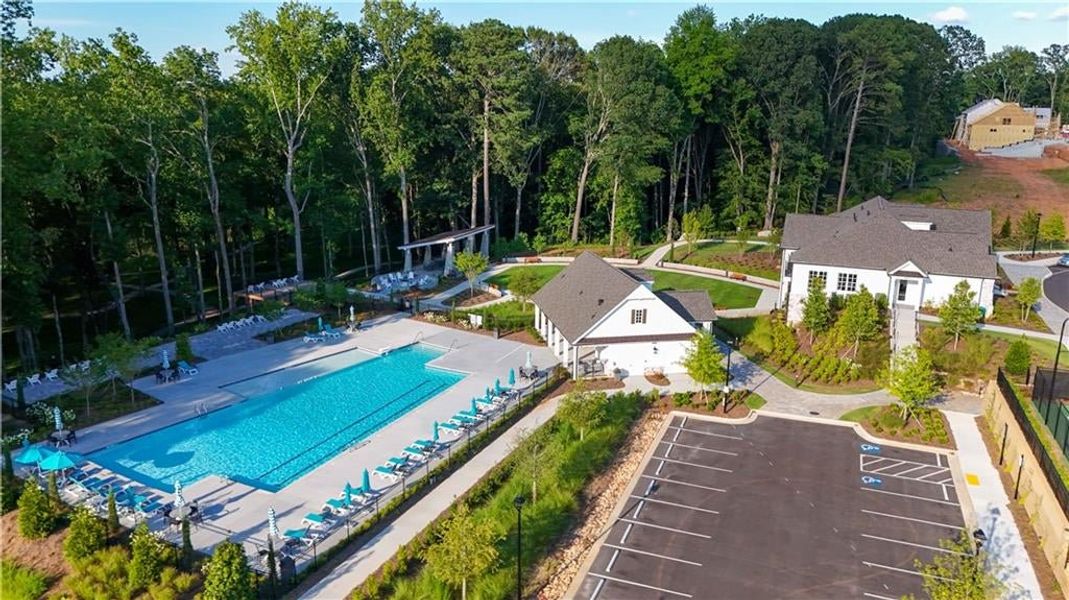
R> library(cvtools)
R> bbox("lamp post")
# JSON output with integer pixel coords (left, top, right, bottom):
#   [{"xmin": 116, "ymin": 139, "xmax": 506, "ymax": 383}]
[
  {"xmin": 1031, "ymin": 212, "xmax": 1043, "ymax": 258},
  {"xmin": 1046, "ymin": 317, "xmax": 1068, "ymax": 422},
  {"xmin": 722, "ymin": 382, "xmax": 733, "ymax": 414},
  {"xmin": 972, "ymin": 528, "xmax": 988, "ymax": 556},
  {"xmin": 514, "ymin": 494, "xmax": 526, "ymax": 600}
]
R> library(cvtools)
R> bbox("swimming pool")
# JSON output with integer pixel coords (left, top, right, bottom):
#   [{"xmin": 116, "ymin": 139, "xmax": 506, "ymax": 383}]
[{"xmin": 89, "ymin": 345, "xmax": 464, "ymax": 492}]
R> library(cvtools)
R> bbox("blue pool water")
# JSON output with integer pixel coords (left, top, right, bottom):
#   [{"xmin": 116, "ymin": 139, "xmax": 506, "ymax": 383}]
[{"xmin": 89, "ymin": 345, "xmax": 463, "ymax": 492}]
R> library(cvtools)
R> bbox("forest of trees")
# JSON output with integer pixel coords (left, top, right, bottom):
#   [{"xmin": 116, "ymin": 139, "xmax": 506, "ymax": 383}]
[{"xmin": 2, "ymin": 0, "xmax": 1067, "ymax": 371}]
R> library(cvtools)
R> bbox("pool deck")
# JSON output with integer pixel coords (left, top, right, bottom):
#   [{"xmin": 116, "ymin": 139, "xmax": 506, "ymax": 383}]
[{"xmin": 60, "ymin": 314, "xmax": 557, "ymax": 561}]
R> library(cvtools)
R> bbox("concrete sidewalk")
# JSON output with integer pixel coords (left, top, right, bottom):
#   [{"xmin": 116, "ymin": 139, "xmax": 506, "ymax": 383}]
[
  {"xmin": 299, "ymin": 394, "xmax": 562, "ymax": 599},
  {"xmin": 943, "ymin": 411, "xmax": 1042, "ymax": 599}
]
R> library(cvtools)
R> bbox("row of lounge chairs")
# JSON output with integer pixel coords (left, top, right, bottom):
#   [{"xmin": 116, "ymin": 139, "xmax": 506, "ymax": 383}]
[
  {"xmin": 5, "ymin": 360, "xmax": 99, "ymax": 392},
  {"xmin": 216, "ymin": 314, "xmax": 269, "ymax": 333},
  {"xmin": 303, "ymin": 324, "xmax": 344, "ymax": 344},
  {"xmin": 62, "ymin": 467, "xmax": 168, "ymax": 521},
  {"xmin": 247, "ymin": 275, "xmax": 301, "ymax": 293}
]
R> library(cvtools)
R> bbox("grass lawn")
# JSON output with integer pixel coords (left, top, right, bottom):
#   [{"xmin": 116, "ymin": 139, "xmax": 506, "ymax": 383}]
[
  {"xmin": 675, "ymin": 241, "xmax": 781, "ymax": 280},
  {"xmin": 540, "ymin": 243, "xmax": 659, "ymax": 259},
  {"xmin": 892, "ymin": 162, "xmax": 1023, "ymax": 206},
  {"xmin": 744, "ymin": 393, "xmax": 767, "ymax": 410},
  {"xmin": 650, "ymin": 270, "xmax": 762, "ymax": 309},
  {"xmin": 1, "ymin": 386, "xmax": 161, "ymax": 443},
  {"xmin": 840, "ymin": 405, "xmax": 883, "ymax": 422},
  {"xmin": 985, "ymin": 297, "xmax": 1051, "ymax": 332},
  {"xmin": 462, "ymin": 299, "xmax": 534, "ymax": 332},
  {"xmin": 977, "ymin": 329, "xmax": 1062, "ymax": 364},
  {"xmin": 483, "ymin": 265, "xmax": 564, "ymax": 291},
  {"xmin": 1042, "ymin": 168, "xmax": 1069, "ymax": 187}
]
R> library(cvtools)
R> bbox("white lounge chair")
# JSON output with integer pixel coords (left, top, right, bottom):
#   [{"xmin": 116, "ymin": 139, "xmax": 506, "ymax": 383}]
[
  {"xmin": 26, "ymin": 374, "xmax": 41, "ymax": 386},
  {"xmin": 178, "ymin": 361, "xmax": 199, "ymax": 376},
  {"xmin": 44, "ymin": 369, "xmax": 59, "ymax": 381},
  {"xmin": 4, "ymin": 380, "xmax": 17, "ymax": 393},
  {"xmin": 303, "ymin": 334, "xmax": 322, "ymax": 344},
  {"xmin": 78, "ymin": 360, "xmax": 91, "ymax": 372}
]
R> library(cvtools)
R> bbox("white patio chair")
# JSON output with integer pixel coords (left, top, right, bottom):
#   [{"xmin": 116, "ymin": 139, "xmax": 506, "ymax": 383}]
[
  {"xmin": 4, "ymin": 380, "xmax": 17, "ymax": 393},
  {"xmin": 44, "ymin": 369, "xmax": 59, "ymax": 381},
  {"xmin": 26, "ymin": 374, "xmax": 41, "ymax": 386}
]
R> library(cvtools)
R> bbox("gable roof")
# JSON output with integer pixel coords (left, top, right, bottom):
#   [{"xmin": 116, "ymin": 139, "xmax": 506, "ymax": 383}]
[
  {"xmin": 531, "ymin": 252, "xmax": 640, "ymax": 343},
  {"xmin": 655, "ymin": 291, "xmax": 716, "ymax": 323},
  {"xmin": 782, "ymin": 197, "xmax": 996, "ymax": 279},
  {"xmin": 961, "ymin": 99, "xmax": 1005, "ymax": 124}
]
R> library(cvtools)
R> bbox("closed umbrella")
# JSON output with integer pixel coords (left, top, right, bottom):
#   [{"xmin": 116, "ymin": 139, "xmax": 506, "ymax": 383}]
[
  {"xmin": 174, "ymin": 480, "xmax": 185, "ymax": 509},
  {"xmin": 485, "ymin": 387, "xmax": 492, "ymax": 401},
  {"xmin": 495, "ymin": 378, "xmax": 502, "ymax": 393},
  {"xmin": 268, "ymin": 506, "xmax": 280, "ymax": 540},
  {"xmin": 349, "ymin": 305, "xmax": 355, "ymax": 322},
  {"xmin": 344, "ymin": 482, "xmax": 353, "ymax": 507},
  {"xmin": 525, "ymin": 351, "xmax": 532, "ymax": 370},
  {"xmin": 471, "ymin": 398, "xmax": 479, "ymax": 413},
  {"xmin": 508, "ymin": 368, "xmax": 516, "ymax": 387},
  {"xmin": 361, "ymin": 468, "xmax": 371, "ymax": 493},
  {"xmin": 433, "ymin": 421, "xmax": 440, "ymax": 442},
  {"xmin": 162, "ymin": 349, "xmax": 170, "ymax": 370},
  {"xmin": 38, "ymin": 450, "xmax": 82, "ymax": 472},
  {"xmin": 14, "ymin": 439, "xmax": 52, "ymax": 465},
  {"xmin": 318, "ymin": 316, "xmax": 324, "ymax": 331},
  {"xmin": 53, "ymin": 406, "xmax": 63, "ymax": 431}
]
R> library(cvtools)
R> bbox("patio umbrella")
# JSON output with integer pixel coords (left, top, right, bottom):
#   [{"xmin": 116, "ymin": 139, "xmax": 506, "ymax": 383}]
[
  {"xmin": 349, "ymin": 305, "xmax": 355, "ymax": 322},
  {"xmin": 508, "ymin": 368, "xmax": 516, "ymax": 387},
  {"xmin": 485, "ymin": 387, "xmax": 492, "ymax": 401},
  {"xmin": 495, "ymin": 378, "xmax": 502, "ymax": 393},
  {"xmin": 471, "ymin": 398, "xmax": 479, "ymax": 413},
  {"xmin": 53, "ymin": 406, "xmax": 63, "ymax": 431},
  {"xmin": 162, "ymin": 349, "xmax": 170, "ymax": 370},
  {"xmin": 38, "ymin": 450, "xmax": 82, "ymax": 472},
  {"xmin": 525, "ymin": 351, "xmax": 533, "ymax": 370},
  {"xmin": 433, "ymin": 421, "xmax": 440, "ymax": 443},
  {"xmin": 174, "ymin": 480, "xmax": 185, "ymax": 509},
  {"xmin": 268, "ymin": 506, "xmax": 281, "ymax": 540},
  {"xmin": 344, "ymin": 482, "xmax": 353, "ymax": 507},
  {"xmin": 14, "ymin": 439, "xmax": 52, "ymax": 465},
  {"xmin": 361, "ymin": 468, "xmax": 371, "ymax": 493},
  {"xmin": 318, "ymin": 316, "xmax": 324, "ymax": 331}
]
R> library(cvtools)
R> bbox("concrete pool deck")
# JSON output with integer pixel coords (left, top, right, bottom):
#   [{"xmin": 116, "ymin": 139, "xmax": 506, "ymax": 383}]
[{"xmin": 59, "ymin": 314, "xmax": 557, "ymax": 563}]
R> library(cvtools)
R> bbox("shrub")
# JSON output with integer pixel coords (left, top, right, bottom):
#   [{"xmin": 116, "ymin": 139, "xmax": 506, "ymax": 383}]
[
  {"xmin": 107, "ymin": 490, "xmax": 120, "ymax": 536},
  {"xmin": 1, "ymin": 559, "xmax": 48, "ymax": 600},
  {"xmin": 201, "ymin": 539, "xmax": 255, "ymax": 600},
  {"xmin": 1004, "ymin": 338, "xmax": 1032, "ymax": 376},
  {"xmin": 129, "ymin": 522, "xmax": 167, "ymax": 591},
  {"xmin": 17, "ymin": 481, "xmax": 54, "ymax": 539},
  {"xmin": 1, "ymin": 475, "xmax": 22, "ymax": 514},
  {"xmin": 65, "ymin": 507, "xmax": 108, "ymax": 561},
  {"xmin": 672, "ymin": 392, "xmax": 693, "ymax": 407},
  {"xmin": 252, "ymin": 299, "xmax": 286, "ymax": 320},
  {"xmin": 174, "ymin": 333, "xmax": 194, "ymax": 364},
  {"xmin": 64, "ymin": 546, "xmax": 131, "ymax": 599}
]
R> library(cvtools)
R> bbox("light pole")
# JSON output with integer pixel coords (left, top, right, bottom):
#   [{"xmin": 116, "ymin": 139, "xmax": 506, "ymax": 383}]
[
  {"xmin": 1031, "ymin": 212, "xmax": 1043, "ymax": 258},
  {"xmin": 1046, "ymin": 317, "xmax": 1067, "ymax": 422},
  {"xmin": 972, "ymin": 528, "xmax": 987, "ymax": 556},
  {"xmin": 722, "ymin": 382, "xmax": 733, "ymax": 414},
  {"xmin": 514, "ymin": 494, "xmax": 526, "ymax": 600}
]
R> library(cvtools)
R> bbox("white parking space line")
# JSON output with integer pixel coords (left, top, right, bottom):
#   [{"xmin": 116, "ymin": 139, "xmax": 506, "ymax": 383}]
[
  {"xmin": 863, "ymin": 561, "xmax": 952, "ymax": 581},
  {"xmin": 863, "ymin": 592, "xmax": 898, "ymax": 600},
  {"xmin": 642, "ymin": 474, "xmax": 727, "ymax": 493},
  {"xmin": 667, "ymin": 425, "xmax": 744, "ymax": 441},
  {"xmin": 618, "ymin": 517, "xmax": 713, "ymax": 539},
  {"xmin": 606, "ymin": 549, "xmax": 621, "ymax": 572},
  {"xmin": 658, "ymin": 440, "xmax": 739, "ymax": 456},
  {"xmin": 862, "ymin": 487, "xmax": 958, "ymax": 506},
  {"xmin": 602, "ymin": 543, "xmax": 704, "ymax": 566},
  {"xmin": 629, "ymin": 495, "xmax": 720, "ymax": 514},
  {"xmin": 861, "ymin": 467, "xmax": 954, "ymax": 487},
  {"xmin": 587, "ymin": 573, "xmax": 693, "ymax": 598},
  {"xmin": 620, "ymin": 522, "xmax": 634, "ymax": 545},
  {"xmin": 652, "ymin": 455, "xmax": 734, "ymax": 473},
  {"xmin": 588, "ymin": 577, "xmax": 606, "ymax": 600},
  {"xmin": 861, "ymin": 509, "xmax": 963, "ymax": 531},
  {"xmin": 861, "ymin": 533, "xmax": 966, "ymax": 555},
  {"xmin": 893, "ymin": 465, "xmax": 933, "ymax": 477}
]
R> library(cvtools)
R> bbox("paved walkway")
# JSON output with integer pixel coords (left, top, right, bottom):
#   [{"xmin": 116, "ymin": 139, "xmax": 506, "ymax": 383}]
[
  {"xmin": 943, "ymin": 411, "xmax": 1042, "ymax": 599},
  {"xmin": 299, "ymin": 393, "xmax": 562, "ymax": 599},
  {"xmin": 892, "ymin": 306, "xmax": 918, "ymax": 354},
  {"xmin": 916, "ymin": 313, "xmax": 1067, "ymax": 347}
]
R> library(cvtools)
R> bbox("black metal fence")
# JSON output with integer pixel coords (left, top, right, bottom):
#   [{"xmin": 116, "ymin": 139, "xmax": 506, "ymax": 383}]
[
  {"xmin": 1031, "ymin": 367, "xmax": 1069, "ymax": 458},
  {"xmin": 996, "ymin": 369, "xmax": 1069, "ymax": 515}
]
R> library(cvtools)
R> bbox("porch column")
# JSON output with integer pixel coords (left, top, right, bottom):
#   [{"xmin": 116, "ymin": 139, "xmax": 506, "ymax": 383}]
[
  {"xmin": 572, "ymin": 345, "xmax": 578, "ymax": 379},
  {"xmin": 443, "ymin": 241, "xmax": 456, "ymax": 276}
]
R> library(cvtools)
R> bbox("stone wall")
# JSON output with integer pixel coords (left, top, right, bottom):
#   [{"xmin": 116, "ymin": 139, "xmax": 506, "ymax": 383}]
[{"xmin": 983, "ymin": 383, "xmax": 1069, "ymax": 593}]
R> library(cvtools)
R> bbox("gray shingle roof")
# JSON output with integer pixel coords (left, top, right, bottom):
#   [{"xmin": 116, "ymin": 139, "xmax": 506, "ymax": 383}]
[
  {"xmin": 655, "ymin": 291, "xmax": 717, "ymax": 323},
  {"xmin": 782, "ymin": 197, "xmax": 996, "ymax": 279},
  {"xmin": 531, "ymin": 252, "xmax": 640, "ymax": 343}
]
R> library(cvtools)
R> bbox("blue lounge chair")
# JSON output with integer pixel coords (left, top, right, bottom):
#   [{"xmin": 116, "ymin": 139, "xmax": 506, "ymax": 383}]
[
  {"xmin": 322, "ymin": 324, "xmax": 342, "ymax": 339},
  {"xmin": 373, "ymin": 465, "xmax": 400, "ymax": 481},
  {"xmin": 323, "ymin": 497, "xmax": 352, "ymax": 514},
  {"xmin": 412, "ymin": 439, "xmax": 436, "ymax": 450},
  {"xmin": 402, "ymin": 445, "xmax": 429, "ymax": 459},
  {"xmin": 284, "ymin": 527, "xmax": 317, "ymax": 546},
  {"xmin": 459, "ymin": 408, "xmax": 485, "ymax": 420},
  {"xmin": 177, "ymin": 360, "xmax": 199, "ymax": 375},
  {"xmin": 439, "ymin": 421, "xmax": 463, "ymax": 434},
  {"xmin": 384, "ymin": 456, "xmax": 408, "ymax": 469},
  {"xmin": 301, "ymin": 512, "xmax": 331, "ymax": 529}
]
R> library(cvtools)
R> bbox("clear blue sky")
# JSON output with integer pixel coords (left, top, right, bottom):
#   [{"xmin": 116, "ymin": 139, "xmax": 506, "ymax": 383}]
[{"xmin": 31, "ymin": 1, "xmax": 1069, "ymax": 75}]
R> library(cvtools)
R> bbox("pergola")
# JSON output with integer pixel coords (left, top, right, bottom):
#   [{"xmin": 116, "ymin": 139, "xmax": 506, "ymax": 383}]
[{"xmin": 397, "ymin": 224, "xmax": 494, "ymax": 275}]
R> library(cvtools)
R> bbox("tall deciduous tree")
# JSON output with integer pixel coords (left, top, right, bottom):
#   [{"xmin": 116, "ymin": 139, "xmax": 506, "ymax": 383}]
[
  {"xmin": 884, "ymin": 345, "xmax": 937, "ymax": 422},
  {"xmin": 228, "ymin": 1, "xmax": 347, "ymax": 280},
  {"xmin": 914, "ymin": 533, "xmax": 1005, "ymax": 600},
  {"xmin": 1015, "ymin": 277, "xmax": 1041, "ymax": 322}
]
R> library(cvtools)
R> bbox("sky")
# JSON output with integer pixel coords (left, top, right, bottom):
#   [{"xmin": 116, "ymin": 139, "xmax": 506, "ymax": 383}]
[{"xmin": 29, "ymin": 1, "xmax": 1069, "ymax": 75}]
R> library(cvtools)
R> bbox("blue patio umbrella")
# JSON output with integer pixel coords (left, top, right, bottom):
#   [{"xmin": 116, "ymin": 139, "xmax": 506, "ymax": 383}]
[
  {"xmin": 508, "ymin": 368, "xmax": 516, "ymax": 387},
  {"xmin": 318, "ymin": 316, "xmax": 324, "ymax": 331},
  {"xmin": 38, "ymin": 450, "xmax": 82, "ymax": 472},
  {"xmin": 344, "ymin": 482, "xmax": 354, "ymax": 507},
  {"xmin": 361, "ymin": 468, "xmax": 371, "ymax": 493},
  {"xmin": 471, "ymin": 398, "xmax": 479, "ymax": 413},
  {"xmin": 432, "ymin": 421, "xmax": 440, "ymax": 442},
  {"xmin": 53, "ymin": 406, "xmax": 63, "ymax": 431},
  {"xmin": 14, "ymin": 439, "xmax": 52, "ymax": 465},
  {"xmin": 495, "ymin": 378, "xmax": 502, "ymax": 393},
  {"xmin": 268, "ymin": 506, "xmax": 281, "ymax": 540}
]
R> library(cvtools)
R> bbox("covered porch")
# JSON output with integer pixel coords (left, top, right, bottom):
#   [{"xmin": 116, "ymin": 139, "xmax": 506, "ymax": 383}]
[{"xmin": 397, "ymin": 225, "xmax": 494, "ymax": 274}]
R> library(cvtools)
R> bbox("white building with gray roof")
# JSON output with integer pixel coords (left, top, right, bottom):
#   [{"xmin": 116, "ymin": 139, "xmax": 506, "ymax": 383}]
[
  {"xmin": 779, "ymin": 197, "xmax": 998, "ymax": 325},
  {"xmin": 531, "ymin": 252, "xmax": 715, "ymax": 378}
]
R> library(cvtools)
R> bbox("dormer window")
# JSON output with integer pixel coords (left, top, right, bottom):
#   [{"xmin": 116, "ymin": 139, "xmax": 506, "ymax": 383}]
[{"xmin": 630, "ymin": 309, "xmax": 647, "ymax": 325}]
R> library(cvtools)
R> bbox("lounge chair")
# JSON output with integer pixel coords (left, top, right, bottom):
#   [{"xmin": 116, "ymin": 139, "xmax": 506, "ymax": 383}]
[
  {"xmin": 301, "ymin": 511, "xmax": 332, "ymax": 529},
  {"xmin": 177, "ymin": 360, "xmax": 199, "ymax": 376},
  {"xmin": 283, "ymin": 527, "xmax": 317, "ymax": 545},
  {"xmin": 303, "ymin": 334, "xmax": 323, "ymax": 344},
  {"xmin": 26, "ymin": 374, "xmax": 41, "ymax": 386},
  {"xmin": 44, "ymin": 369, "xmax": 59, "ymax": 381},
  {"xmin": 401, "ymin": 446, "xmax": 428, "ymax": 461},
  {"xmin": 4, "ymin": 380, "xmax": 16, "ymax": 393},
  {"xmin": 458, "ymin": 408, "xmax": 484, "ymax": 421},
  {"xmin": 321, "ymin": 324, "xmax": 342, "ymax": 339},
  {"xmin": 384, "ymin": 456, "xmax": 408, "ymax": 470},
  {"xmin": 323, "ymin": 497, "xmax": 353, "ymax": 515},
  {"xmin": 439, "ymin": 421, "xmax": 463, "ymax": 434},
  {"xmin": 474, "ymin": 397, "xmax": 499, "ymax": 411},
  {"xmin": 411, "ymin": 439, "xmax": 436, "ymax": 450},
  {"xmin": 449, "ymin": 414, "xmax": 477, "ymax": 427},
  {"xmin": 373, "ymin": 465, "xmax": 400, "ymax": 481}
]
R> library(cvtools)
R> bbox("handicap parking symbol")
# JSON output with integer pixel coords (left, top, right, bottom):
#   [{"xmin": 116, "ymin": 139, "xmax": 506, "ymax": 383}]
[
  {"xmin": 860, "ymin": 443, "xmax": 881, "ymax": 455},
  {"xmin": 861, "ymin": 475, "xmax": 883, "ymax": 487}
]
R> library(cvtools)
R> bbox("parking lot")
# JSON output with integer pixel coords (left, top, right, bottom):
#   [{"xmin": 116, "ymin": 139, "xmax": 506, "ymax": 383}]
[{"xmin": 572, "ymin": 414, "xmax": 968, "ymax": 600}]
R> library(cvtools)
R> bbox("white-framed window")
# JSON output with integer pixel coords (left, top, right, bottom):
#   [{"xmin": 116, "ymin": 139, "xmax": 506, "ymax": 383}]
[
  {"xmin": 808, "ymin": 271, "xmax": 827, "ymax": 288},
  {"xmin": 837, "ymin": 272, "xmax": 858, "ymax": 292},
  {"xmin": 630, "ymin": 309, "xmax": 647, "ymax": 325}
]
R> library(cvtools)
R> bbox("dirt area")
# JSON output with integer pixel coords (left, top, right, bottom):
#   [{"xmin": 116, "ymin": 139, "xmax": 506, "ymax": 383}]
[
  {"xmin": 500, "ymin": 329, "xmax": 544, "ymax": 346},
  {"xmin": 532, "ymin": 403, "xmax": 668, "ymax": 599},
  {"xmin": 439, "ymin": 289, "xmax": 497, "ymax": 307},
  {"xmin": 944, "ymin": 142, "xmax": 1069, "ymax": 220},
  {"xmin": 552, "ymin": 377, "xmax": 626, "ymax": 396},
  {"xmin": 1, "ymin": 510, "xmax": 71, "ymax": 597},
  {"xmin": 661, "ymin": 393, "xmax": 754, "ymax": 420},
  {"xmin": 977, "ymin": 418, "xmax": 1064, "ymax": 599}
]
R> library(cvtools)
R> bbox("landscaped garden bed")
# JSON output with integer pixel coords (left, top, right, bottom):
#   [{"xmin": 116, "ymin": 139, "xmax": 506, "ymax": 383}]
[
  {"xmin": 841, "ymin": 404, "xmax": 956, "ymax": 449},
  {"xmin": 2, "ymin": 387, "xmax": 162, "ymax": 445},
  {"xmin": 483, "ymin": 265, "xmax": 564, "ymax": 292},
  {"xmin": 661, "ymin": 389, "xmax": 765, "ymax": 419},
  {"xmin": 1003, "ymin": 252, "xmax": 1064, "ymax": 262},
  {"xmin": 675, "ymin": 241, "xmax": 781, "ymax": 280}
]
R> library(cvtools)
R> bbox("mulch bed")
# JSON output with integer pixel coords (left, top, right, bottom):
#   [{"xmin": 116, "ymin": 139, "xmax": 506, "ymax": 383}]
[
  {"xmin": 500, "ymin": 329, "xmax": 544, "ymax": 346},
  {"xmin": 1004, "ymin": 252, "xmax": 1064, "ymax": 262},
  {"xmin": 644, "ymin": 373, "xmax": 671, "ymax": 386},
  {"xmin": 553, "ymin": 377, "xmax": 626, "ymax": 396},
  {"xmin": 656, "ymin": 392, "xmax": 753, "ymax": 420},
  {"xmin": 854, "ymin": 406, "xmax": 957, "ymax": 450}
]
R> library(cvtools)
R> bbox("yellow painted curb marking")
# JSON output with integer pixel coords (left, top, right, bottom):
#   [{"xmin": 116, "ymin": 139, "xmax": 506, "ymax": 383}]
[{"xmin": 965, "ymin": 473, "xmax": 980, "ymax": 486}]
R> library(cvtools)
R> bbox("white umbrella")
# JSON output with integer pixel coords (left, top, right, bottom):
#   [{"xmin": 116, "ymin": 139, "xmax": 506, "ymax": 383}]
[
  {"xmin": 524, "ymin": 350, "xmax": 533, "ymax": 370},
  {"xmin": 174, "ymin": 480, "xmax": 185, "ymax": 508},
  {"xmin": 268, "ymin": 506, "xmax": 280, "ymax": 540},
  {"xmin": 349, "ymin": 305, "xmax": 355, "ymax": 321},
  {"xmin": 162, "ymin": 349, "xmax": 170, "ymax": 370},
  {"xmin": 53, "ymin": 406, "xmax": 63, "ymax": 431}
]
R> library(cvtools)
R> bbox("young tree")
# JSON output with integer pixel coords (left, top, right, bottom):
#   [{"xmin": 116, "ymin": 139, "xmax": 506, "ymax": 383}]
[
  {"xmin": 202, "ymin": 539, "xmax": 256, "ymax": 600},
  {"xmin": 509, "ymin": 429, "xmax": 554, "ymax": 504},
  {"xmin": 1015, "ymin": 210, "xmax": 1041, "ymax": 250},
  {"xmin": 680, "ymin": 329, "xmax": 726, "ymax": 403},
  {"xmin": 129, "ymin": 522, "xmax": 165, "ymax": 590},
  {"xmin": 913, "ymin": 533, "xmax": 1006, "ymax": 600},
  {"xmin": 228, "ymin": 2, "xmax": 347, "ymax": 280},
  {"xmin": 801, "ymin": 278, "xmax": 831, "ymax": 343},
  {"xmin": 92, "ymin": 333, "xmax": 152, "ymax": 404},
  {"xmin": 106, "ymin": 489, "xmax": 120, "ymax": 536},
  {"xmin": 17, "ymin": 481, "xmax": 54, "ymax": 539},
  {"xmin": 454, "ymin": 251, "xmax": 488, "ymax": 299},
  {"xmin": 64, "ymin": 507, "xmax": 108, "ymax": 561},
  {"xmin": 837, "ymin": 288, "xmax": 882, "ymax": 356},
  {"xmin": 681, "ymin": 206, "xmax": 712, "ymax": 257},
  {"xmin": 556, "ymin": 388, "xmax": 607, "ymax": 441},
  {"xmin": 1040, "ymin": 214, "xmax": 1066, "ymax": 249},
  {"xmin": 265, "ymin": 536, "xmax": 278, "ymax": 594},
  {"xmin": 938, "ymin": 281, "xmax": 980, "ymax": 350},
  {"xmin": 1004, "ymin": 338, "xmax": 1032, "ymax": 376},
  {"xmin": 46, "ymin": 471, "xmax": 61, "ymax": 511},
  {"xmin": 508, "ymin": 268, "xmax": 541, "ymax": 311},
  {"xmin": 1015, "ymin": 277, "xmax": 1042, "ymax": 322},
  {"xmin": 424, "ymin": 503, "xmax": 502, "ymax": 600},
  {"xmin": 884, "ymin": 345, "xmax": 938, "ymax": 423}
]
